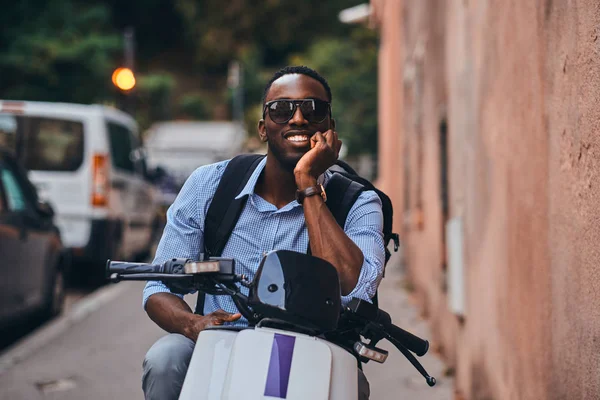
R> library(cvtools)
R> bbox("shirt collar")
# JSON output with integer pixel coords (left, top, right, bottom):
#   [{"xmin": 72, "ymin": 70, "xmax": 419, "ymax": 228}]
[
  {"xmin": 234, "ymin": 156, "xmax": 331, "ymax": 200},
  {"xmin": 235, "ymin": 156, "xmax": 267, "ymax": 200}
]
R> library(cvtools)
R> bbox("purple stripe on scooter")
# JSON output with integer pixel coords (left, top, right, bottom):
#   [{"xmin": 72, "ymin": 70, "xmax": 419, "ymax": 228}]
[{"xmin": 264, "ymin": 333, "xmax": 296, "ymax": 398}]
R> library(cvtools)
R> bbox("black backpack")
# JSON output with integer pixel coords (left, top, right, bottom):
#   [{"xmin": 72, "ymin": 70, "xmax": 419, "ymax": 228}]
[{"xmin": 195, "ymin": 154, "xmax": 399, "ymax": 315}]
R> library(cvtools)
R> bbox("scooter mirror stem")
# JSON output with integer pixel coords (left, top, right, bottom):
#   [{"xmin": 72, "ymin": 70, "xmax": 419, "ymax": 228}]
[
  {"xmin": 237, "ymin": 275, "xmax": 252, "ymax": 288},
  {"xmin": 215, "ymin": 282, "xmax": 257, "ymax": 323}
]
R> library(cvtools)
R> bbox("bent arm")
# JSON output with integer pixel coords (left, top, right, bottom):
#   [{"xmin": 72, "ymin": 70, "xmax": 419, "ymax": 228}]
[
  {"xmin": 146, "ymin": 292, "xmax": 196, "ymax": 337},
  {"xmin": 299, "ymin": 176, "xmax": 385, "ymax": 297},
  {"xmin": 301, "ymin": 190, "xmax": 362, "ymax": 294}
]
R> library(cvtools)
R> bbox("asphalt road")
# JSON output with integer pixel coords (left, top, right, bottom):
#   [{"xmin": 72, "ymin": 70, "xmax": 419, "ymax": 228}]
[{"xmin": 0, "ymin": 282, "xmax": 166, "ymax": 399}]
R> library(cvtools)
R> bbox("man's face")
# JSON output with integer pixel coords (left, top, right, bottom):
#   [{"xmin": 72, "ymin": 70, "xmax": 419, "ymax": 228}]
[{"xmin": 258, "ymin": 74, "xmax": 334, "ymax": 170}]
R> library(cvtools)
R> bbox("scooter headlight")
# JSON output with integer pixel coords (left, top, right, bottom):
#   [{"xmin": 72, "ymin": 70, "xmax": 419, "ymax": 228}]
[{"xmin": 353, "ymin": 342, "xmax": 389, "ymax": 364}]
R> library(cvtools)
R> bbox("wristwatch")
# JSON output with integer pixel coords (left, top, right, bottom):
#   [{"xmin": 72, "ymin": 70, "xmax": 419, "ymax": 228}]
[{"xmin": 295, "ymin": 184, "xmax": 327, "ymax": 205}]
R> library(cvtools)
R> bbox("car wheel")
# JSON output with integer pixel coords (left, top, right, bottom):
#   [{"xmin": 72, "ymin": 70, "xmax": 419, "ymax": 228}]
[
  {"xmin": 49, "ymin": 268, "xmax": 66, "ymax": 317},
  {"xmin": 42, "ymin": 265, "xmax": 66, "ymax": 320}
]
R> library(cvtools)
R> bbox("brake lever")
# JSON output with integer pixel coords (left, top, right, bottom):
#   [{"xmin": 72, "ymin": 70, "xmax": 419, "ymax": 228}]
[
  {"xmin": 379, "ymin": 327, "xmax": 436, "ymax": 387},
  {"xmin": 349, "ymin": 316, "xmax": 436, "ymax": 387}
]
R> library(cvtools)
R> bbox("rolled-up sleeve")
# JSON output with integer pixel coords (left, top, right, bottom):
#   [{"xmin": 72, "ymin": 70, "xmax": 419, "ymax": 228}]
[
  {"xmin": 142, "ymin": 161, "xmax": 228, "ymax": 309},
  {"xmin": 340, "ymin": 190, "xmax": 385, "ymax": 306}
]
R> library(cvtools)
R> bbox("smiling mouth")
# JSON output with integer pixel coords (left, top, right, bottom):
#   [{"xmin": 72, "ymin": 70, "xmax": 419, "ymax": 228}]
[{"xmin": 284, "ymin": 131, "xmax": 312, "ymax": 143}]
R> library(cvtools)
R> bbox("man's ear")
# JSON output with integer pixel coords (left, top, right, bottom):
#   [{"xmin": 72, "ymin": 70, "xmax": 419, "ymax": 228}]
[
  {"xmin": 330, "ymin": 118, "xmax": 336, "ymax": 131},
  {"xmin": 258, "ymin": 120, "xmax": 268, "ymax": 142}
]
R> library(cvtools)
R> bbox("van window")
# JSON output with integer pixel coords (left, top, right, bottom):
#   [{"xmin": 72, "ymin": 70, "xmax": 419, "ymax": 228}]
[
  {"xmin": 23, "ymin": 117, "xmax": 84, "ymax": 171},
  {"xmin": 0, "ymin": 114, "xmax": 18, "ymax": 154},
  {"xmin": 107, "ymin": 122, "xmax": 134, "ymax": 172}
]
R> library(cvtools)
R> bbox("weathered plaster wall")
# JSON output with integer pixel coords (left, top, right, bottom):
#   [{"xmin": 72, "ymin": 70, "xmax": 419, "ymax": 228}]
[
  {"xmin": 374, "ymin": 0, "xmax": 405, "ymax": 233},
  {"xmin": 545, "ymin": 1, "xmax": 600, "ymax": 399},
  {"xmin": 374, "ymin": 0, "xmax": 600, "ymax": 398}
]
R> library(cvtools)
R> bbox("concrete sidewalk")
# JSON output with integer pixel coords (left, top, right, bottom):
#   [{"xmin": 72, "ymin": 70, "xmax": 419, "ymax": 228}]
[
  {"xmin": 0, "ymin": 258, "xmax": 453, "ymax": 400},
  {"xmin": 363, "ymin": 260, "xmax": 454, "ymax": 399}
]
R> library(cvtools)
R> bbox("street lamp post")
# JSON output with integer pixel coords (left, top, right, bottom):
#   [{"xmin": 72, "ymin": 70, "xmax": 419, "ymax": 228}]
[{"xmin": 112, "ymin": 27, "xmax": 136, "ymax": 115}]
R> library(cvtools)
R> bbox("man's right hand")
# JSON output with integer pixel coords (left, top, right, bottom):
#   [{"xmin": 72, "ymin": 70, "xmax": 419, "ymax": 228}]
[
  {"xmin": 145, "ymin": 293, "xmax": 241, "ymax": 343},
  {"xmin": 182, "ymin": 309, "xmax": 242, "ymax": 342}
]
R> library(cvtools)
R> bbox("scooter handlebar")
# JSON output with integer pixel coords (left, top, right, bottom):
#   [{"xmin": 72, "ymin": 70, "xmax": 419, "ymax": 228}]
[
  {"xmin": 384, "ymin": 322, "xmax": 429, "ymax": 357},
  {"xmin": 106, "ymin": 260, "xmax": 165, "ymax": 276},
  {"xmin": 346, "ymin": 298, "xmax": 429, "ymax": 356},
  {"xmin": 373, "ymin": 308, "xmax": 429, "ymax": 356}
]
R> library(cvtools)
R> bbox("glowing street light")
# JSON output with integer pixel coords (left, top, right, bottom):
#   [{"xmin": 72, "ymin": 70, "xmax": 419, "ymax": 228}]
[{"xmin": 112, "ymin": 67, "xmax": 136, "ymax": 91}]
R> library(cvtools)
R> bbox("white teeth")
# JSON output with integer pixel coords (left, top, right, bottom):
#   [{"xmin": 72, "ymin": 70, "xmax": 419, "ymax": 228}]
[{"xmin": 287, "ymin": 135, "xmax": 309, "ymax": 142}]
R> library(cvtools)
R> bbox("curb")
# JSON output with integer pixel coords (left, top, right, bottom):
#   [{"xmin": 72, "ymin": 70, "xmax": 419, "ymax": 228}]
[{"xmin": 0, "ymin": 282, "xmax": 129, "ymax": 376}]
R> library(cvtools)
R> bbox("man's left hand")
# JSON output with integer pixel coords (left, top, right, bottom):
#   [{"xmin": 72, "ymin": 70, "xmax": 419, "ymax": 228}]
[{"xmin": 294, "ymin": 129, "xmax": 342, "ymax": 188}]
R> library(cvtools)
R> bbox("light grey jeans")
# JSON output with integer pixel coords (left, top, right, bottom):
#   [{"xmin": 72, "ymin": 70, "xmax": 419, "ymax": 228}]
[{"xmin": 142, "ymin": 333, "xmax": 370, "ymax": 400}]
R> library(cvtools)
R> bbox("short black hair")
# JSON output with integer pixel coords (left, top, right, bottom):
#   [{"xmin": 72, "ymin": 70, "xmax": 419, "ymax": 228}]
[{"xmin": 262, "ymin": 65, "xmax": 332, "ymax": 104}]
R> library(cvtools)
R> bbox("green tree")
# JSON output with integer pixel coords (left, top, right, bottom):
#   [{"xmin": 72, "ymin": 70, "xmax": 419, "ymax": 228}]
[
  {"xmin": 136, "ymin": 73, "xmax": 177, "ymax": 131},
  {"xmin": 177, "ymin": 93, "xmax": 212, "ymax": 120},
  {"xmin": 0, "ymin": 0, "xmax": 121, "ymax": 103},
  {"xmin": 288, "ymin": 28, "xmax": 379, "ymax": 157},
  {"xmin": 175, "ymin": 0, "xmax": 359, "ymax": 72}
]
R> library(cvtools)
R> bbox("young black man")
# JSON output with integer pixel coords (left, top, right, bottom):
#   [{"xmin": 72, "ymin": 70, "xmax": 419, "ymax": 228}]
[{"xmin": 141, "ymin": 66, "xmax": 384, "ymax": 400}]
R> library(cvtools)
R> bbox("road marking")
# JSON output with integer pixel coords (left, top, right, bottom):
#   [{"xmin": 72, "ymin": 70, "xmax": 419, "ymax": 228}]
[{"xmin": 35, "ymin": 377, "xmax": 78, "ymax": 394}]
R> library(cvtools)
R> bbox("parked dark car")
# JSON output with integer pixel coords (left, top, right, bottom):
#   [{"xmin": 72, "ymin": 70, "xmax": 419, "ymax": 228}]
[{"xmin": 0, "ymin": 150, "xmax": 66, "ymax": 328}]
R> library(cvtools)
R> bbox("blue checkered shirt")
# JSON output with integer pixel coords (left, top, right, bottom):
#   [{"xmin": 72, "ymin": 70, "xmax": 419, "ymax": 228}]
[{"xmin": 143, "ymin": 157, "xmax": 385, "ymax": 326}]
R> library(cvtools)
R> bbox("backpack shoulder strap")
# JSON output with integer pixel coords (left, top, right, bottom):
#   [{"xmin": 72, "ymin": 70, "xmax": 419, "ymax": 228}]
[
  {"xmin": 196, "ymin": 153, "xmax": 265, "ymax": 314},
  {"xmin": 203, "ymin": 154, "xmax": 265, "ymax": 258},
  {"xmin": 324, "ymin": 173, "xmax": 365, "ymax": 229},
  {"xmin": 329, "ymin": 165, "xmax": 398, "ymax": 263},
  {"xmin": 331, "ymin": 158, "xmax": 359, "ymax": 175}
]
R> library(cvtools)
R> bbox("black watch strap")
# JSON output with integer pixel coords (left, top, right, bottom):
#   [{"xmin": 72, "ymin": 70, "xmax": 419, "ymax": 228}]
[{"xmin": 295, "ymin": 184, "xmax": 327, "ymax": 204}]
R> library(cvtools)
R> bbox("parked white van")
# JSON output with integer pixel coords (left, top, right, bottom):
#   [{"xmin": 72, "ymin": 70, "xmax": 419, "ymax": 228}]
[
  {"xmin": 0, "ymin": 101, "xmax": 160, "ymax": 281},
  {"xmin": 144, "ymin": 121, "xmax": 246, "ymax": 187}
]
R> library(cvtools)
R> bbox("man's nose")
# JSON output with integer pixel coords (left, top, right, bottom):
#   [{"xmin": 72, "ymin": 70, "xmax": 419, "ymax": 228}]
[{"xmin": 288, "ymin": 105, "xmax": 308, "ymax": 126}]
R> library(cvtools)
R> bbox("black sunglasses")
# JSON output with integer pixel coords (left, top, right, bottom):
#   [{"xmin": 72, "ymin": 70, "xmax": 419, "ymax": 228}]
[{"xmin": 263, "ymin": 98, "xmax": 331, "ymax": 124}]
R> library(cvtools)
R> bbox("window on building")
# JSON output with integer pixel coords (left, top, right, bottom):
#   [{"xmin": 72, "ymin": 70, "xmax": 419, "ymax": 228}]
[
  {"xmin": 439, "ymin": 117, "xmax": 449, "ymax": 278},
  {"xmin": 439, "ymin": 118, "xmax": 449, "ymax": 221}
]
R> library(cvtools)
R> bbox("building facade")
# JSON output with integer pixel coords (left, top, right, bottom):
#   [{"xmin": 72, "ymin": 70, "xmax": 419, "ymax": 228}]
[{"xmin": 373, "ymin": 0, "xmax": 600, "ymax": 399}]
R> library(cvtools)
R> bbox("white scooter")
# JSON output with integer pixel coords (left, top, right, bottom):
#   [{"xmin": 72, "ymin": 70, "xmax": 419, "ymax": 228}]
[{"xmin": 107, "ymin": 250, "xmax": 436, "ymax": 399}]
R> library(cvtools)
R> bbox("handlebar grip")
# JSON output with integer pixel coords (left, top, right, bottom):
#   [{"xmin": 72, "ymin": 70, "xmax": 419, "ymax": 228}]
[
  {"xmin": 385, "ymin": 323, "xmax": 429, "ymax": 357},
  {"xmin": 106, "ymin": 260, "xmax": 164, "ymax": 276}
]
